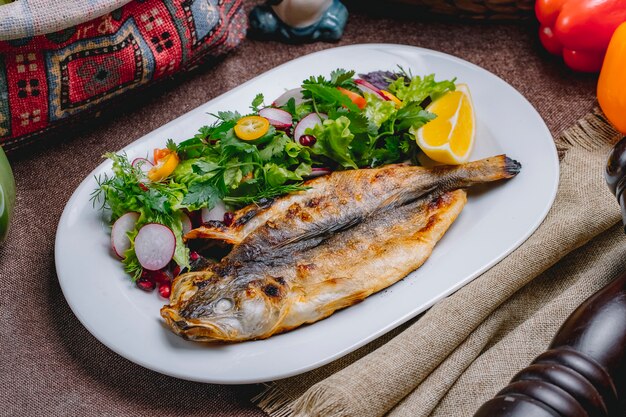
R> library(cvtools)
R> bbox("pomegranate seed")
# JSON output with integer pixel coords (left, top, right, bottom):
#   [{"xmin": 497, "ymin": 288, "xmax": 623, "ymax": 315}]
[
  {"xmin": 138, "ymin": 183, "xmax": 149, "ymax": 192},
  {"xmin": 136, "ymin": 277, "xmax": 155, "ymax": 292},
  {"xmin": 190, "ymin": 251, "xmax": 200, "ymax": 261},
  {"xmin": 223, "ymin": 212, "xmax": 235, "ymax": 226},
  {"xmin": 299, "ymin": 135, "xmax": 317, "ymax": 146},
  {"xmin": 172, "ymin": 265, "xmax": 181, "ymax": 277},
  {"xmin": 141, "ymin": 270, "xmax": 156, "ymax": 283},
  {"xmin": 159, "ymin": 283, "xmax": 171, "ymax": 298},
  {"xmin": 154, "ymin": 270, "xmax": 171, "ymax": 286},
  {"xmin": 141, "ymin": 269, "xmax": 169, "ymax": 285}
]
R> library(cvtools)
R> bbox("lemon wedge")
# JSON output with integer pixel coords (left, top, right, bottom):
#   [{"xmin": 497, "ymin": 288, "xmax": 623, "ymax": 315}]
[{"xmin": 413, "ymin": 84, "xmax": 475, "ymax": 165}]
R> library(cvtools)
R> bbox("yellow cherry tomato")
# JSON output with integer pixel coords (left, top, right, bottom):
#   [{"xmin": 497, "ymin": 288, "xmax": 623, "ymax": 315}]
[
  {"xmin": 148, "ymin": 152, "xmax": 179, "ymax": 182},
  {"xmin": 380, "ymin": 90, "xmax": 402, "ymax": 108},
  {"xmin": 234, "ymin": 116, "xmax": 270, "ymax": 141}
]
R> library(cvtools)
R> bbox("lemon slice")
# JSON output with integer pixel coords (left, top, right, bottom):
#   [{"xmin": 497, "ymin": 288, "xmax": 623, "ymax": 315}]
[{"xmin": 413, "ymin": 84, "xmax": 475, "ymax": 165}]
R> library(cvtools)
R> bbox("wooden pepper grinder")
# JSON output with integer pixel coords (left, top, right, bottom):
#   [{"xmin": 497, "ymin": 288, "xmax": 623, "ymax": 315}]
[{"xmin": 474, "ymin": 137, "xmax": 626, "ymax": 417}]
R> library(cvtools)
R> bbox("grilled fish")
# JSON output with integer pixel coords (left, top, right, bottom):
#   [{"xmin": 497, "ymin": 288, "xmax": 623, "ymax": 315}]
[
  {"xmin": 161, "ymin": 155, "xmax": 521, "ymax": 342},
  {"xmin": 185, "ymin": 155, "xmax": 521, "ymax": 263}
]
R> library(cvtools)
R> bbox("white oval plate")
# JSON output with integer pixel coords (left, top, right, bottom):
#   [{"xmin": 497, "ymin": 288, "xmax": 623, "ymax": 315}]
[{"xmin": 55, "ymin": 44, "xmax": 558, "ymax": 384}]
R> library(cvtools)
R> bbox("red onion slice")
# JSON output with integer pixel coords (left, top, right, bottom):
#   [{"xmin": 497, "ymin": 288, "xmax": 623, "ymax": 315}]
[
  {"xmin": 131, "ymin": 158, "xmax": 153, "ymax": 174},
  {"xmin": 305, "ymin": 167, "xmax": 332, "ymax": 178},
  {"xmin": 355, "ymin": 79, "xmax": 388, "ymax": 100}
]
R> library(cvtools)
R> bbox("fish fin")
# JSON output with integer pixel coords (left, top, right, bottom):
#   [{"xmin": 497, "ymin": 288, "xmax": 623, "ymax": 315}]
[{"xmin": 184, "ymin": 225, "xmax": 243, "ymax": 244}]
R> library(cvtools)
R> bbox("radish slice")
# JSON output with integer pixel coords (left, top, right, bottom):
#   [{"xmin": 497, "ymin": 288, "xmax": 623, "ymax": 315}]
[
  {"xmin": 294, "ymin": 113, "xmax": 326, "ymax": 142},
  {"xmin": 180, "ymin": 212, "xmax": 192, "ymax": 235},
  {"xmin": 355, "ymin": 79, "xmax": 387, "ymax": 100},
  {"xmin": 111, "ymin": 212, "xmax": 140, "ymax": 259},
  {"xmin": 201, "ymin": 200, "xmax": 228, "ymax": 223},
  {"xmin": 305, "ymin": 167, "xmax": 332, "ymax": 178},
  {"xmin": 134, "ymin": 223, "xmax": 176, "ymax": 271},
  {"xmin": 258, "ymin": 107, "xmax": 292, "ymax": 129},
  {"xmin": 131, "ymin": 158, "xmax": 153, "ymax": 174},
  {"xmin": 272, "ymin": 88, "xmax": 305, "ymax": 107}
]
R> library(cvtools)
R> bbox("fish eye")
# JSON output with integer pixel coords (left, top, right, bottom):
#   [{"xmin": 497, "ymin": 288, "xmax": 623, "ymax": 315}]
[{"xmin": 214, "ymin": 298, "xmax": 234, "ymax": 313}]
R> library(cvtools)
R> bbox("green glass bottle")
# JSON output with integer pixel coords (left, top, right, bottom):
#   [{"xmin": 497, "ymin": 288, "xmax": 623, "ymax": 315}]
[{"xmin": 0, "ymin": 146, "xmax": 15, "ymax": 243}]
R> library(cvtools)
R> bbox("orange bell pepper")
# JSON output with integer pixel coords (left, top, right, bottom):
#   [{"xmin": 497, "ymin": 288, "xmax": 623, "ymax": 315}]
[
  {"xmin": 536, "ymin": 0, "xmax": 626, "ymax": 72},
  {"xmin": 598, "ymin": 22, "xmax": 626, "ymax": 134}
]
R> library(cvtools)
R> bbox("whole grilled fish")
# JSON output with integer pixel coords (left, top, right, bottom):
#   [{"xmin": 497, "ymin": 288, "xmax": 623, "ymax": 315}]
[{"xmin": 161, "ymin": 155, "xmax": 521, "ymax": 342}]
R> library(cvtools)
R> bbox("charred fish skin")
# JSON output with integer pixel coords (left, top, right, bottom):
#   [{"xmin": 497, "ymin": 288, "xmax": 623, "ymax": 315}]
[
  {"xmin": 188, "ymin": 155, "xmax": 521, "ymax": 264},
  {"xmin": 161, "ymin": 189, "xmax": 468, "ymax": 342},
  {"xmin": 163, "ymin": 157, "xmax": 521, "ymax": 343}
]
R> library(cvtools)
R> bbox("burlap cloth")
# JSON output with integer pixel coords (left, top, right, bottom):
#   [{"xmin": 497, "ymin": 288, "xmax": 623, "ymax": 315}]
[
  {"xmin": 251, "ymin": 111, "xmax": 624, "ymax": 416},
  {"xmin": 0, "ymin": 1, "xmax": 613, "ymax": 416}
]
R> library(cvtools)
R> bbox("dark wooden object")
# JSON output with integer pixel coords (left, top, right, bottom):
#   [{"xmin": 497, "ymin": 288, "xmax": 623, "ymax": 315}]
[{"xmin": 474, "ymin": 137, "xmax": 626, "ymax": 417}]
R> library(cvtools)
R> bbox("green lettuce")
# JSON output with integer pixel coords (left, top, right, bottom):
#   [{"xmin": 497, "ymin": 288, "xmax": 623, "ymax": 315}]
[{"xmin": 308, "ymin": 116, "xmax": 358, "ymax": 169}]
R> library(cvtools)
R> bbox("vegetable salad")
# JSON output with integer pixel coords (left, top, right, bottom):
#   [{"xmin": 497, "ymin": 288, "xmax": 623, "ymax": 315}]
[{"xmin": 92, "ymin": 68, "xmax": 456, "ymax": 292}]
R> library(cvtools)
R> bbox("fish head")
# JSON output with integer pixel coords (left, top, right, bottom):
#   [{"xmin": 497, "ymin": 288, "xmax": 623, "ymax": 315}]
[{"xmin": 161, "ymin": 271, "xmax": 290, "ymax": 342}]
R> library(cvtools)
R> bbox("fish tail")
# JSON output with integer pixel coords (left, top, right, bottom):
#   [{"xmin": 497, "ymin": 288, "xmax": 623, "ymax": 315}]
[{"xmin": 445, "ymin": 154, "xmax": 521, "ymax": 186}]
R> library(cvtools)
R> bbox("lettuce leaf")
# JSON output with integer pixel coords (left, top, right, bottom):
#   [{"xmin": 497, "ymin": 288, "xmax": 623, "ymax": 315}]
[
  {"xmin": 364, "ymin": 93, "xmax": 397, "ymax": 127},
  {"xmin": 308, "ymin": 116, "xmax": 358, "ymax": 169},
  {"xmin": 388, "ymin": 74, "xmax": 456, "ymax": 105}
]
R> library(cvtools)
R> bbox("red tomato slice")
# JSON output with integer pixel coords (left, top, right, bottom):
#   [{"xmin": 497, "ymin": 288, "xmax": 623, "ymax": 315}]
[
  {"xmin": 153, "ymin": 148, "xmax": 171, "ymax": 164},
  {"xmin": 337, "ymin": 87, "xmax": 366, "ymax": 110}
]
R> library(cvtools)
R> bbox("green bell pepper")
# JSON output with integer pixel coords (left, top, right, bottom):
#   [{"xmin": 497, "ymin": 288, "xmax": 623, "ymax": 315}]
[{"xmin": 0, "ymin": 146, "xmax": 15, "ymax": 243}]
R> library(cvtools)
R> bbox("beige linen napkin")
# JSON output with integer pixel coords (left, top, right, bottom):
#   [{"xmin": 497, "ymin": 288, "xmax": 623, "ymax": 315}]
[{"xmin": 252, "ymin": 111, "xmax": 623, "ymax": 417}]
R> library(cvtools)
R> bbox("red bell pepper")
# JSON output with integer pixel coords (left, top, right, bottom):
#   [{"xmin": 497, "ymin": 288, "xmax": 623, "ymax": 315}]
[{"xmin": 536, "ymin": 0, "xmax": 626, "ymax": 72}]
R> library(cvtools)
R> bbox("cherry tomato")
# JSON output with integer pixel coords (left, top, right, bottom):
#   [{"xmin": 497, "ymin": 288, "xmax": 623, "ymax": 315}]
[
  {"xmin": 148, "ymin": 152, "xmax": 179, "ymax": 182},
  {"xmin": 153, "ymin": 148, "xmax": 171, "ymax": 164},
  {"xmin": 336, "ymin": 87, "xmax": 366, "ymax": 110}
]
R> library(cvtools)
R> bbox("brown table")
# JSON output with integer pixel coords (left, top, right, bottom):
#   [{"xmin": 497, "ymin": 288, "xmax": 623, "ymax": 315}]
[{"xmin": 0, "ymin": 2, "xmax": 598, "ymax": 415}]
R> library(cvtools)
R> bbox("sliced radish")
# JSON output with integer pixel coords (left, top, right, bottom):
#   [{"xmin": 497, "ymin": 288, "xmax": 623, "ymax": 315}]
[
  {"xmin": 201, "ymin": 200, "xmax": 228, "ymax": 223},
  {"xmin": 180, "ymin": 212, "xmax": 192, "ymax": 235},
  {"xmin": 134, "ymin": 223, "xmax": 176, "ymax": 271},
  {"xmin": 294, "ymin": 113, "xmax": 326, "ymax": 142},
  {"xmin": 305, "ymin": 167, "xmax": 332, "ymax": 178},
  {"xmin": 355, "ymin": 79, "xmax": 387, "ymax": 100},
  {"xmin": 111, "ymin": 212, "xmax": 140, "ymax": 259},
  {"xmin": 131, "ymin": 158, "xmax": 154, "ymax": 174},
  {"xmin": 272, "ymin": 88, "xmax": 305, "ymax": 107},
  {"xmin": 258, "ymin": 107, "xmax": 292, "ymax": 129}
]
